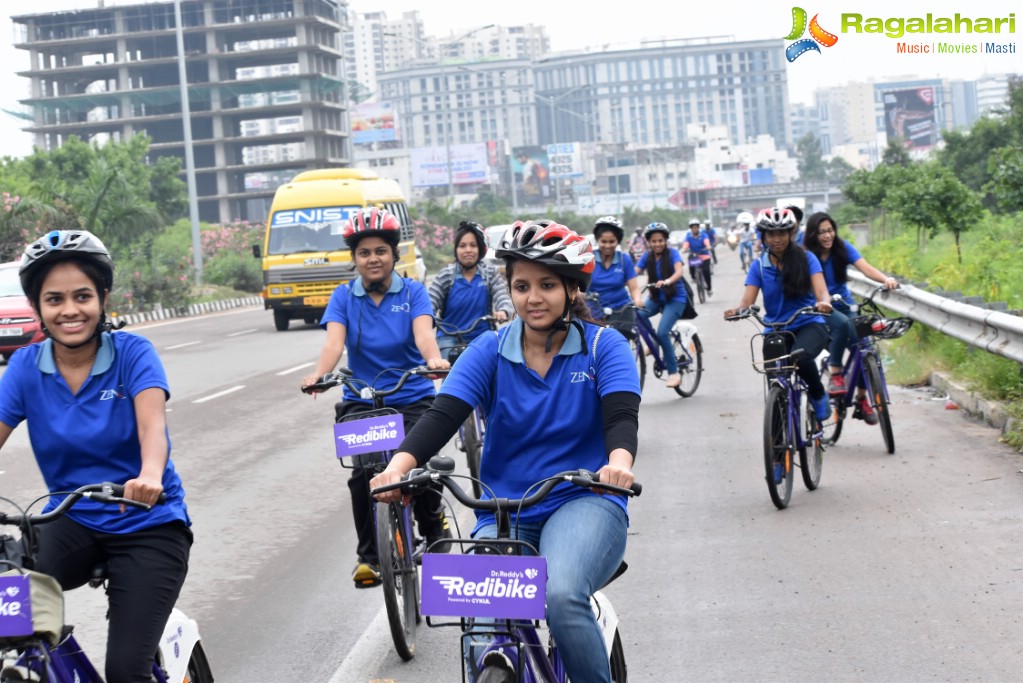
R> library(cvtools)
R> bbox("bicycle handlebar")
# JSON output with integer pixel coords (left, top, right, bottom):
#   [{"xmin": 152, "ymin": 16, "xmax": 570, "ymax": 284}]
[
  {"xmin": 725, "ymin": 305, "xmax": 818, "ymax": 329},
  {"xmin": 435, "ymin": 315, "xmax": 497, "ymax": 338},
  {"xmin": 0, "ymin": 483, "xmax": 166, "ymax": 527},
  {"xmin": 301, "ymin": 365, "xmax": 447, "ymax": 397},
  {"xmin": 371, "ymin": 455, "xmax": 641, "ymax": 512}
]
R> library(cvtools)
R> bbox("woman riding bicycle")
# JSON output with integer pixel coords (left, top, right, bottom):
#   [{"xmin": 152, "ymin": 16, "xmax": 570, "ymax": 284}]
[
  {"xmin": 429, "ymin": 221, "xmax": 513, "ymax": 359},
  {"xmin": 588, "ymin": 215, "xmax": 644, "ymax": 333},
  {"xmin": 370, "ymin": 219, "xmax": 640, "ymax": 683},
  {"xmin": 301, "ymin": 207, "xmax": 451, "ymax": 589},
  {"xmin": 680, "ymin": 218, "xmax": 714, "ymax": 296},
  {"xmin": 736, "ymin": 211, "xmax": 757, "ymax": 268},
  {"xmin": 0, "ymin": 230, "xmax": 192, "ymax": 683},
  {"xmin": 723, "ymin": 208, "xmax": 834, "ymax": 423},
  {"xmin": 803, "ymin": 211, "xmax": 899, "ymax": 425},
  {"xmin": 636, "ymin": 221, "xmax": 690, "ymax": 388}
]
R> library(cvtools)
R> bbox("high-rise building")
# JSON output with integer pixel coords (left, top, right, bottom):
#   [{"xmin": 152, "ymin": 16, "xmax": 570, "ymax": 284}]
[{"xmin": 13, "ymin": 0, "xmax": 349, "ymax": 224}]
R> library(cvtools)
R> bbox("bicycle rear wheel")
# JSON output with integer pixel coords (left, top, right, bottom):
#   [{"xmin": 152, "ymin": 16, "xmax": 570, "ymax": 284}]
[
  {"xmin": 819, "ymin": 364, "xmax": 844, "ymax": 446},
  {"xmin": 696, "ymin": 272, "xmax": 707, "ymax": 304},
  {"xmin": 797, "ymin": 392, "xmax": 823, "ymax": 491},
  {"xmin": 763, "ymin": 384, "xmax": 793, "ymax": 509},
  {"xmin": 185, "ymin": 642, "xmax": 214, "ymax": 683},
  {"xmin": 864, "ymin": 353, "xmax": 895, "ymax": 454},
  {"xmin": 462, "ymin": 413, "xmax": 484, "ymax": 498},
  {"xmin": 609, "ymin": 629, "xmax": 628, "ymax": 682},
  {"xmin": 375, "ymin": 501, "xmax": 418, "ymax": 660},
  {"xmin": 628, "ymin": 334, "xmax": 646, "ymax": 392},
  {"xmin": 672, "ymin": 330, "xmax": 702, "ymax": 397}
]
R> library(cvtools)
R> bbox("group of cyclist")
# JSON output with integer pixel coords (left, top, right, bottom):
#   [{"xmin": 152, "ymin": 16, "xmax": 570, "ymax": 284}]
[{"xmin": 0, "ymin": 200, "xmax": 898, "ymax": 683}]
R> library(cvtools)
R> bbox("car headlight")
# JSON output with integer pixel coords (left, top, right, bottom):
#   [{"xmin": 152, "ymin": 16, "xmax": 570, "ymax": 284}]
[
  {"xmin": 282, "ymin": 286, "xmax": 294, "ymax": 294},
  {"xmin": 270, "ymin": 287, "xmax": 281, "ymax": 295}
]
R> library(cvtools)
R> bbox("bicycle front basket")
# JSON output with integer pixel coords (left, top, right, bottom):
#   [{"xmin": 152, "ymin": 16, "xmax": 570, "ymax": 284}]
[{"xmin": 0, "ymin": 569, "xmax": 64, "ymax": 647}]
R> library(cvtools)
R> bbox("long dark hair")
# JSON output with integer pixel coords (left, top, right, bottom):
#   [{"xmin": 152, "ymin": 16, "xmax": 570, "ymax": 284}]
[
  {"xmin": 803, "ymin": 212, "xmax": 849, "ymax": 284},
  {"xmin": 760, "ymin": 228, "xmax": 812, "ymax": 299},
  {"xmin": 644, "ymin": 249, "xmax": 677, "ymax": 301}
]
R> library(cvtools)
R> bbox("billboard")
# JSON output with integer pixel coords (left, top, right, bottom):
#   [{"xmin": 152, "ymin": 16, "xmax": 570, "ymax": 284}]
[
  {"xmin": 883, "ymin": 88, "xmax": 937, "ymax": 149},
  {"xmin": 546, "ymin": 142, "xmax": 584, "ymax": 178},
  {"xmin": 351, "ymin": 102, "xmax": 398, "ymax": 145},
  {"xmin": 512, "ymin": 146, "xmax": 552, "ymax": 204},
  {"xmin": 410, "ymin": 143, "xmax": 489, "ymax": 188}
]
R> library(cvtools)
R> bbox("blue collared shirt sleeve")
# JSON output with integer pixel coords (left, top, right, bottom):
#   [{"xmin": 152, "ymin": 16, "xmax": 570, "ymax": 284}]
[
  {"xmin": 438, "ymin": 332, "xmax": 498, "ymax": 409},
  {"xmin": 322, "ymin": 283, "xmax": 351, "ymax": 328}
]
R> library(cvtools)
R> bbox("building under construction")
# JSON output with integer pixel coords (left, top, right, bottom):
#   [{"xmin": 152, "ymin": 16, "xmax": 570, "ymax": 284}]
[{"xmin": 13, "ymin": 0, "xmax": 350, "ymax": 223}]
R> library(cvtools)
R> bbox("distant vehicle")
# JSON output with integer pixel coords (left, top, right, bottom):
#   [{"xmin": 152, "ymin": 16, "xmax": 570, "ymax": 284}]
[
  {"xmin": 482, "ymin": 224, "xmax": 514, "ymax": 270},
  {"xmin": 415, "ymin": 246, "xmax": 427, "ymax": 282},
  {"xmin": 668, "ymin": 230, "xmax": 687, "ymax": 250},
  {"xmin": 0, "ymin": 262, "xmax": 45, "ymax": 362}
]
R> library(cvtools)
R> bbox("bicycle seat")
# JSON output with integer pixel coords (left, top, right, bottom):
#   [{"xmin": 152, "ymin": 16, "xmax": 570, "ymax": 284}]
[{"xmin": 598, "ymin": 561, "xmax": 628, "ymax": 591}]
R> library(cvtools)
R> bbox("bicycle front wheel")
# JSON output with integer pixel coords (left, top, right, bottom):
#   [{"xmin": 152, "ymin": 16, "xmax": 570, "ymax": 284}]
[
  {"xmin": 462, "ymin": 413, "xmax": 484, "ymax": 498},
  {"xmin": 798, "ymin": 393, "xmax": 823, "ymax": 491},
  {"xmin": 375, "ymin": 501, "xmax": 418, "ymax": 660},
  {"xmin": 864, "ymin": 353, "xmax": 895, "ymax": 454},
  {"xmin": 763, "ymin": 384, "xmax": 793, "ymax": 509},
  {"xmin": 696, "ymin": 273, "xmax": 707, "ymax": 304},
  {"xmin": 672, "ymin": 331, "xmax": 702, "ymax": 397},
  {"xmin": 185, "ymin": 641, "xmax": 214, "ymax": 683}
]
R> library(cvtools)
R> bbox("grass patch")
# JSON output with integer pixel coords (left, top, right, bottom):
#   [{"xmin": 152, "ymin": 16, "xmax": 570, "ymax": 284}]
[{"xmin": 188, "ymin": 284, "xmax": 257, "ymax": 304}]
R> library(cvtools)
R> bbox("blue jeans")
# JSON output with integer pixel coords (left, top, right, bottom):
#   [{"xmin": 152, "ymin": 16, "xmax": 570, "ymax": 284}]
[
  {"xmin": 826, "ymin": 306, "xmax": 857, "ymax": 369},
  {"xmin": 468, "ymin": 495, "xmax": 628, "ymax": 683},
  {"xmin": 639, "ymin": 298, "xmax": 687, "ymax": 373},
  {"xmin": 739, "ymin": 241, "xmax": 754, "ymax": 263}
]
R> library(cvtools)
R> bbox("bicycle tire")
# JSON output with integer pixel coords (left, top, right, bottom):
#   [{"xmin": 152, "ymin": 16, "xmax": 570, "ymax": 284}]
[
  {"xmin": 818, "ymin": 363, "xmax": 844, "ymax": 446},
  {"xmin": 672, "ymin": 330, "xmax": 702, "ymax": 397},
  {"xmin": 185, "ymin": 641, "xmax": 215, "ymax": 683},
  {"xmin": 763, "ymin": 384, "xmax": 793, "ymax": 509},
  {"xmin": 797, "ymin": 392, "xmax": 823, "ymax": 491},
  {"xmin": 629, "ymin": 334, "xmax": 646, "ymax": 392},
  {"xmin": 375, "ymin": 501, "xmax": 418, "ymax": 660},
  {"xmin": 609, "ymin": 629, "xmax": 628, "ymax": 682},
  {"xmin": 462, "ymin": 413, "xmax": 484, "ymax": 498},
  {"xmin": 695, "ymin": 271, "xmax": 706, "ymax": 304},
  {"xmin": 477, "ymin": 665, "xmax": 516, "ymax": 683},
  {"xmin": 864, "ymin": 353, "xmax": 895, "ymax": 454}
]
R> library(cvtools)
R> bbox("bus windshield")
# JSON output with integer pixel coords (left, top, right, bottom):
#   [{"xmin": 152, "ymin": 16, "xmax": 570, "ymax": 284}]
[{"xmin": 268, "ymin": 205, "xmax": 361, "ymax": 255}]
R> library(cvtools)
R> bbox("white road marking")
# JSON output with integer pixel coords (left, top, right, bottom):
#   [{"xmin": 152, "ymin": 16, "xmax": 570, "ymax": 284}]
[
  {"xmin": 166, "ymin": 341, "xmax": 201, "ymax": 350},
  {"xmin": 276, "ymin": 362, "xmax": 315, "ymax": 376},
  {"xmin": 192, "ymin": 385, "xmax": 245, "ymax": 403},
  {"xmin": 227, "ymin": 328, "xmax": 257, "ymax": 337}
]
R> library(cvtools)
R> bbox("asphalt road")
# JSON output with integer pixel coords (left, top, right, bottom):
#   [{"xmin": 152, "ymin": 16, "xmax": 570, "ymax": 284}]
[{"xmin": 1, "ymin": 250, "xmax": 1020, "ymax": 682}]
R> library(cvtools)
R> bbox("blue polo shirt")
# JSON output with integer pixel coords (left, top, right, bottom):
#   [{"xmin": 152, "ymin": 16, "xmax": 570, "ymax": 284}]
[
  {"xmin": 589, "ymin": 251, "xmax": 637, "ymax": 310},
  {"xmin": 322, "ymin": 276, "xmax": 435, "ymax": 405},
  {"xmin": 636, "ymin": 249, "xmax": 688, "ymax": 305},
  {"xmin": 438, "ymin": 268, "xmax": 491, "ymax": 342},
  {"xmin": 0, "ymin": 332, "xmax": 189, "ymax": 534},
  {"xmin": 682, "ymin": 233, "xmax": 710, "ymax": 256},
  {"xmin": 439, "ymin": 319, "xmax": 640, "ymax": 529},
  {"xmin": 820, "ymin": 242, "xmax": 862, "ymax": 307},
  {"xmin": 745, "ymin": 251, "xmax": 826, "ymax": 331}
]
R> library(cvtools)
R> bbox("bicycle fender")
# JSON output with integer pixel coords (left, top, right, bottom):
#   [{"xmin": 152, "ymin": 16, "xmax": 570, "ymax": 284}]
[
  {"xmin": 673, "ymin": 321, "xmax": 699, "ymax": 345},
  {"xmin": 590, "ymin": 590, "xmax": 620, "ymax": 657},
  {"xmin": 158, "ymin": 607, "xmax": 202, "ymax": 683}
]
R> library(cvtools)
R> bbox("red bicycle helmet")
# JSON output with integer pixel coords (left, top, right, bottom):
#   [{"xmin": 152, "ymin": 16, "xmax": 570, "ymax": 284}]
[
  {"xmin": 495, "ymin": 219, "xmax": 595, "ymax": 291},
  {"xmin": 342, "ymin": 207, "xmax": 401, "ymax": 250}
]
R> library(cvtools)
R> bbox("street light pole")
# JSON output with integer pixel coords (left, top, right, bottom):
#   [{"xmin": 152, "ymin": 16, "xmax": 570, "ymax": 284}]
[
  {"xmin": 173, "ymin": 0, "xmax": 202, "ymax": 284},
  {"xmin": 539, "ymin": 84, "xmax": 586, "ymax": 208}
]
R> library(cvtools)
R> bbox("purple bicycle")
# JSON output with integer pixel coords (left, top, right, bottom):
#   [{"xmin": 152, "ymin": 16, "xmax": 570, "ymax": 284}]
[
  {"xmin": 726, "ymin": 305, "xmax": 824, "ymax": 509},
  {"xmin": 372, "ymin": 455, "xmax": 641, "ymax": 682}
]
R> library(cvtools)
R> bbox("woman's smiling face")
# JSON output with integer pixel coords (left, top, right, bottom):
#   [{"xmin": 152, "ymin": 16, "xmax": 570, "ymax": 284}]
[{"xmin": 37, "ymin": 261, "xmax": 104, "ymax": 346}]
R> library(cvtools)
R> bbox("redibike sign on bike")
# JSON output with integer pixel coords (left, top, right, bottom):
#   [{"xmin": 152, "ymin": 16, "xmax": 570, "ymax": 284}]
[
  {"xmin": 0, "ymin": 574, "xmax": 33, "ymax": 638},
  {"xmin": 333, "ymin": 416, "xmax": 405, "ymax": 459},
  {"xmin": 421, "ymin": 554, "xmax": 548, "ymax": 619}
]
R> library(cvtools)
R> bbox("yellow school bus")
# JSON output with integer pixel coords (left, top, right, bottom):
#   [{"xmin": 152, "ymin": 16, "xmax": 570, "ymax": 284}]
[{"xmin": 254, "ymin": 168, "xmax": 417, "ymax": 331}]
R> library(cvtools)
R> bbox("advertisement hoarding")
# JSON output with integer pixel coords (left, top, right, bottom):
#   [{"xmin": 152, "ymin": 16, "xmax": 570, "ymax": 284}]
[
  {"xmin": 512, "ymin": 146, "xmax": 552, "ymax": 204},
  {"xmin": 546, "ymin": 142, "xmax": 584, "ymax": 178},
  {"xmin": 882, "ymin": 87, "xmax": 937, "ymax": 149},
  {"xmin": 410, "ymin": 144, "xmax": 490, "ymax": 188},
  {"xmin": 351, "ymin": 102, "xmax": 399, "ymax": 145}
]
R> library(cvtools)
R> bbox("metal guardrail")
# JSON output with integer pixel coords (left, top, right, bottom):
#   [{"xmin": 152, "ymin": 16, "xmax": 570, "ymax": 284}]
[{"xmin": 847, "ymin": 271, "xmax": 1023, "ymax": 364}]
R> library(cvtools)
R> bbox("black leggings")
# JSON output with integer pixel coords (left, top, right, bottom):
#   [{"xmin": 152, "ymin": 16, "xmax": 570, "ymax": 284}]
[
  {"xmin": 35, "ymin": 518, "xmax": 192, "ymax": 683},
  {"xmin": 765, "ymin": 322, "xmax": 829, "ymax": 400},
  {"xmin": 336, "ymin": 396, "xmax": 445, "ymax": 565},
  {"xmin": 689, "ymin": 260, "xmax": 712, "ymax": 292}
]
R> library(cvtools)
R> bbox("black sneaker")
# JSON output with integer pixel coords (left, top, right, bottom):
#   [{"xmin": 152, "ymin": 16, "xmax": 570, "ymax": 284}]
[{"xmin": 424, "ymin": 516, "xmax": 453, "ymax": 554}]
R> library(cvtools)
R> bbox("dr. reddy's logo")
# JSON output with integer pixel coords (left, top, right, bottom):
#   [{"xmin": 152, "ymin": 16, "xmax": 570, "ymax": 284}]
[{"xmin": 784, "ymin": 7, "xmax": 839, "ymax": 62}]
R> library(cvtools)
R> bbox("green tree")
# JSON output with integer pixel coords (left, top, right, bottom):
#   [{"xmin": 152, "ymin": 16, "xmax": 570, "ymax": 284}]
[
  {"xmin": 795, "ymin": 132, "xmax": 826, "ymax": 181},
  {"xmin": 885, "ymin": 162, "xmax": 983, "ymax": 263},
  {"xmin": 938, "ymin": 118, "xmax": 1013, "ymax": 208},
  {"xmin": 985, "ymin": 146, "xmax": 1023, "ymax": 213},
  {"xmin": 881, "ymin": 138, "xmax": 913, "ymax": 167},
  {"xmin": 826, "ymin": 156, "xmax": 855, "ymax": 183}
]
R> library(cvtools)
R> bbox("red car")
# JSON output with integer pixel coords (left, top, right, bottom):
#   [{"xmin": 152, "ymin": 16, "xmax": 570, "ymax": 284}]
[{"xmin": 0, "ymin": 262, "xmax": 45, "ymax": 362}]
